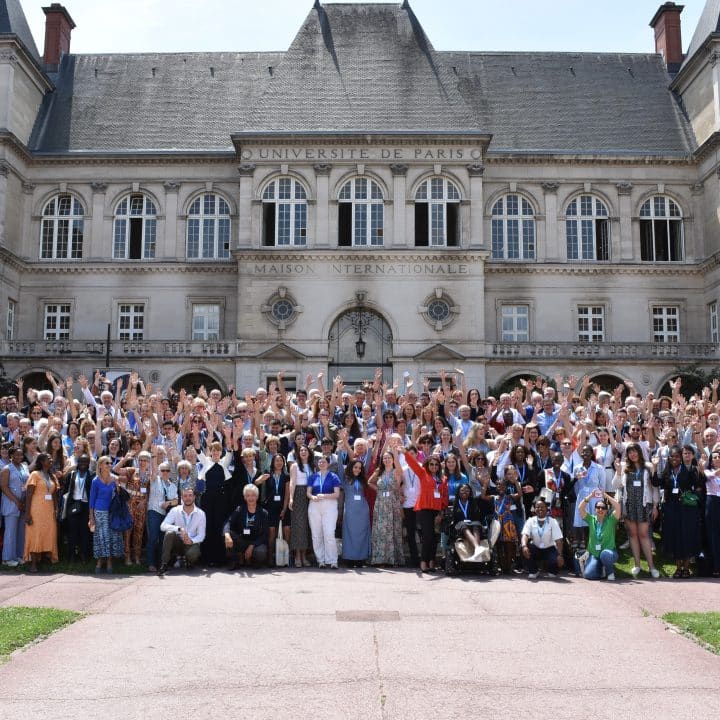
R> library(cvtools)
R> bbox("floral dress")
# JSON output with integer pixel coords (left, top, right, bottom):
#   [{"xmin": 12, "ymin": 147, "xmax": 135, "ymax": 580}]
[{"xmin": 370, "ymin": 472, "xmax": 405, "ymax": 566}]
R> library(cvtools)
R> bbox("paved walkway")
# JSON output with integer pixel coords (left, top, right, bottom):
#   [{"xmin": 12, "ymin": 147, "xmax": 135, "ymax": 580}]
[{"xmin": 0, "ymin": 569, "xmax": 718, "ymax": 720}]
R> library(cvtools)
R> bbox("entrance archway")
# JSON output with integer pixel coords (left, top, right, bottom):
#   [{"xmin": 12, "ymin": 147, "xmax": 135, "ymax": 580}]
[
  {"xmin": 172, "ymin": 372, "xmax": 223, "ymax": 396},
  {"xmin": 329, "ymin": 308, "xmax": 393, "ymax": 386}
]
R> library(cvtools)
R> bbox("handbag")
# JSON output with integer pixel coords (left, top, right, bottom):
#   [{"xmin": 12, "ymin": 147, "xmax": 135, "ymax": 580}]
[
  {"xmin": 59, "ymin": 491, "xmax": 70, "ymax": 522},
  {"xmin": 109, "ymin": 486, "xmax": 134, "ymax": 532},
  {"xmin": 275, "ymin": 520, "xmax": 289, "ymax": 567},
  {"xmin": 680, "ymin": 491, "xmax": 699, "ymax": 508}
]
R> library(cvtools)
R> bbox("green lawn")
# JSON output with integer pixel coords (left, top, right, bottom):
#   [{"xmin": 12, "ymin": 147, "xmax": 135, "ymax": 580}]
[
  {"xmin": 662, "ymin": 612, "xmax": 720, "ymax": 654},
  {"xmin": 0, "ymin": 606, "xmax": 81, "ymax": 659}
]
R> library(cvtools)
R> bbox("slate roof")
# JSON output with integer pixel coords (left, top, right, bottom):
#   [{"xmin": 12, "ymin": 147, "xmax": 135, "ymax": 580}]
[
  {"xmin": 681, "ymin": 0, "xmax": 720, "ymax": 71},
  {"xmin": 27, "ymin": 2, "xmax": 696, "ymax": 156},
  {"xmin": 0, "ymin": 0, "xmax": 41, "ymax": 64}
]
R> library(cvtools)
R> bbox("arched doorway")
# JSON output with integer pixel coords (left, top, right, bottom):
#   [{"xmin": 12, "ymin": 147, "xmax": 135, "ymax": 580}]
[
  {"xmin": 329, "ymin": 308, "xmax": 393, "ymax": 386},
  {"xmin": 172, "ymin": 372, "xmax": 223, "ymax": 396}
]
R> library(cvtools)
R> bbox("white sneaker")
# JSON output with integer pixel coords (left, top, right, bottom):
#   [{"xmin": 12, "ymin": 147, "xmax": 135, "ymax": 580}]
[
  {"xmin": 318, "ymin": 563, "xmax": 326, "ymax": 569},
  {"xmin": 2, "ymin": 560, "xmax": 18, "ymax": 568},
  {"xmin": 607, "ymin": 573, "xmax": 615, "ymax": 581},
  {"xmin": 631, "ymin": 566, "xmax": 641, "ymax": 577},
  {"xmin": 619, "ymin": 540, "xmax": 630, "ymax": 550},
  {"xmin": 546, "ymin": 572, "xmax": 557, "ymax": 578},
  {"xmin": 650, "ymin": 568, "xmax": 660, "ymax": 579},
  {"xmin": 330, "ymin": 563, "xmax": 338, "ymax": 569},
  {"xmin": 527, "ymin": 572, "xmax": 538, "ymax": 579}
]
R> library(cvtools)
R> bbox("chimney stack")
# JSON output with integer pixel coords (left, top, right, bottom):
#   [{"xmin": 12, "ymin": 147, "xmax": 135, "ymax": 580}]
[
  {"xmin": 42, "ymin": 4, "xmax": 76, "ymax": 70},
  {"xmin": 650, "ymin": 2, "xmax": 684, "ymax": 74}
]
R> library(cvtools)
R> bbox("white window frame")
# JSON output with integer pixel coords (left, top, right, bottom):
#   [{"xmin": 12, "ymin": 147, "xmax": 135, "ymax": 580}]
[
  {"xmin": 186, "ymin": 193, "xmax": 231, "ymax": 259},
  {"xmin": 338, "ymin": 177, "xmax": 384, "ymax": 247},
  {"xmin": 640, "ymin": 195, "xmax": 684, "ymax": 262},
  {"xmin": 710, "ymin": 301, "xmax": 718, "ymax": 343},
  {"xmin": 652, "ymin": 306, "xmax": 679, "ymax": 343},
  {"xmin": 565, "ymin": 194, "xmax": 609, "ymax": 261},
  {"xmin": 415, "ymin": 177, "xmax": 461, "ymax": 247},
  {"xmin": 6, "ymin": 299, "xmax": 16, "ymax": 340},
  {"xmin": 491, "ymin": 193, "xmax": 535, "ymax": 260},
  {"xmin": 262, "ymin": 178, "xmax": 308, "ymax": 246},
  {"xmin": 113, "ymin": 193, "xmax": 157, "ymax": 260},
  {"xmin": 577, "ymin": 305, "xmax": 605, "ymax": 342},
  {"xmin": 500, "ymin": 304, "xmax": 529, "ymax": 342},
  {"xmin": 118, "ymin": 303, "xmax": 146, "ymax": 340},
  {"xmin": 191, "ymin": 303, "xmax": 221, "ymax": 341},
  {"xmin": 40, "ymin": 193, "xmax": 85, "ymax": 260},
  {"xmin": 43, "ymin": 303, "xmax": 72, "ymax": 340}
]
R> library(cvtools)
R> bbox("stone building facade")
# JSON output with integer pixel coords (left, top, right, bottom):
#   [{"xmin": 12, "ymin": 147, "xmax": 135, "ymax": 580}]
[{"xmin": 1, "ymin": 1, "xmax": 720, "ymax": 394}]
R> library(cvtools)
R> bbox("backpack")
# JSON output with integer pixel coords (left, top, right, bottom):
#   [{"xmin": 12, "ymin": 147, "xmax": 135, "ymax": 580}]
[{"xmin": 109, "ymin": 486, "xmax": 133, "ymax": 532}]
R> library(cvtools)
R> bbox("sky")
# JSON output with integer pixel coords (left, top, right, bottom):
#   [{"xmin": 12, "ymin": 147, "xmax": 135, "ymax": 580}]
[{"xmin": 19, "ymin": 0, "xmax": 707, "ymax": 55}]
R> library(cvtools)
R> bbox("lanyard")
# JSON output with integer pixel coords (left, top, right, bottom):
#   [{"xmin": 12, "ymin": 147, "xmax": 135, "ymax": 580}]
[
  {"xmin": 182, "ymin": 508, "xmax": 193, "ymax": 531},
  {"xmin": 354, "ymin": 480, "xmax": 360, "ymax": 494},
  {"xmin": 536, "ymin": 518, "xmax": 547, "ymax": 540},
  {"xmin": 316, "ymin": 473, "xmax": 326, "ymax": 494},
  {"xmin": 245, "ymin": 511, "xmax": 255, "ymax": 528},
  {"xmin": 515, "ymin": 465, "xmax": 526, "ymax": 484},
  {"xmin": 595, "ymin": 519, "xmax": 603, "ymax": 541},
  {"xmin": 458, "ymin": 500, "xmax": 469, "ymax": 519},
  {"xmin": 635, "ymin": 469, "xmax": 642, "ymax": 485},
  {"xmin": 671, "ymin": 470, "xmax": 679, "ymax": 488},
  {"xmin": 274, "ymin": 475, "xmax": 282, "ymax": 496}
]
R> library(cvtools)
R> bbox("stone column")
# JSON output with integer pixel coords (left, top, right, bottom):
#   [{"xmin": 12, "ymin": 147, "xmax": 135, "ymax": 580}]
[
  {"xmin": 89, "ymin": 182, "xmax": 108, "ymax": 260},
  {"xmin": 689, "ymin": 181, "xmax": 705, "ymax": 262},
  {"xmin": 0, "ymin": 52, "xmax": 17, "ymax": 131},
  {"xmin": 21, "ymin": 181, "xmax": 35, "ymax": 256},
  {"xmin": 0, "ymin": 162, "xmax": 8, "ymax": 247},
  {"xmin": 314, "ymin": 163, "xmax": 332, "ymax": 248},
  {"xmin": 237, "ymin": 163, "xmax": 256, "ymax": 249},
  {"xmin": 467, "ymin": 163, "xmax": 485, "ymax": 249},
  {"xmin": 616, "ymin": 182, "xmax": 633, "ymax": 261},
  {"xmin": 541, "ymin": 182, "xmax": 559, "ymax": 261},
  {"xmin": 390, "ymin": 163, "xmax": 408, "ymax": 248},
  {"xmin": 163, "ymin": 181, "xmax": 180, "ymax": 258}
]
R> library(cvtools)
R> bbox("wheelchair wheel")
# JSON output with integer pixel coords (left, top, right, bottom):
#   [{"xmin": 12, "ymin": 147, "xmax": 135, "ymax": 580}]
[{"xmin": 445, "ymin": 553, "xmax": 458, "ymax": 576}]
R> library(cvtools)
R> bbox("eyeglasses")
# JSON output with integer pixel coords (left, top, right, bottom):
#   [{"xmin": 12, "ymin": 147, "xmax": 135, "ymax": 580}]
[
  {"xmin": 561, "ymin": 442, "xmax": 572, "ymax": 446},
  {"xmin": 160, "ymin": 469, "xmax": 171, "ymax": 473},
  {"xmin": 427, "ymin": 462, "xmax": 440, "ymax": 468},
  {"xmin": 596, "ymin": 505, "xmax": 607, "ymax": 511}
]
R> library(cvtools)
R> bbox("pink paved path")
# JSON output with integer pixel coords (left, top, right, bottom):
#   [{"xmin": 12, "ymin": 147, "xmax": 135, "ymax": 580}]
[{"xmin": 0, "ymin": 569, "xmax": 718, "ymax": 720}]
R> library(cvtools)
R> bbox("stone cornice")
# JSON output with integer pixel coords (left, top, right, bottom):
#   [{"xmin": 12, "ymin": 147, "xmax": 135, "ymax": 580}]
[
  {"xmin": 233, "ymin": 249, "xmax": 489, "ymax": 263},
  {"xmin": 232, "ymin": 132, "xmax": 493, "ymax": 148},
  {"xmin": 30, "ymin": 152, "xmax": 237, "ymax": 167},
  {"xmin": 485, "ymin": 152, "xmax": 694, "ymax": 167},
  {"xmin": 487, "ymin": 261, "xmax": 703, "ymax": 277}
]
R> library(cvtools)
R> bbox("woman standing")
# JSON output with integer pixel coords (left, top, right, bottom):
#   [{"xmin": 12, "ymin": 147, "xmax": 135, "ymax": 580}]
[
  {"xmin": 88, "ymin": 456, "xmax": 124, "ymax": 573},
  {"xmin": 264, "ymin": 453, "xmax": 290, "ymax": 565},
  {"xmin": 288, "ymin": 445, "xmax": 314, "ymax": 568},
  {"xmin": 121, "ymin": 451, "xmax": 152, "ymax": 565},
  {"xmin": 701, "ymin": 450, "xmax": 720, "ymax": 577},
  {"xmin": 197, "ymin": 439, "xmax": 234, "ymax": 567},
  {"xmin": 656, "ymin": 445, "xmax": 703, "ymax": 578},
  {"xmin": 368, "ymin": 446, "xmax": 405, "ymax": 567},
  {"xmin": 306, "ymin": 455, "xmax": 341, "ymax": 568},
  {"xmin": 340, "ymin": 460, "xmax": 371, "ymax": 567},
  {"xmin": 145, "ymin": 462, "xmax": 178, "ymax": 572},
  {"xmin": 612, "ymin": 443, "xmax": 660, "ymax": 578},
  {"xmin": 482, "ymin": 470, "xmax": 522, "ymax": 574},
  {"xmin": 0, "ymin": 447, "xmax": 28, "ymax": 567},
  {"xmin": 23, "ymin": 453, "xmax": 59, "ymax": 572}
]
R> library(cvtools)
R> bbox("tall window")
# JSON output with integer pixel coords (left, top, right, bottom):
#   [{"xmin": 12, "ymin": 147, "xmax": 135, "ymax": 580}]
[
  {"xmin": 566, "ymin": 195, "xmax": 609, "ymax": 261},
  {"xmin": 652, "ymin": 306, "xmax": 679, "ymax": 343},
  {"xmin": 114, "ymin": 194, "xmax": 157, "ymax": 259},
  {"xmin": 192, "ymin": 304, "xmax": 220, "ymax": 340},
  {"xmin": 500, "ymin": 304, "xmax": 529, "ymax": 341},
  {"xmin": 577, "ymin": 305, "xmax": 605, "ymax": 342},
  {"xmin": 415, "ymin": 177, "xmax": 460, "ymax": 247},
  {"xmin": 262, "ymin": 178, "xmax": 307, "ymax": 246},
  {"xmin": 187, "ymin": 194, "xmax": 230, "ymax": 259},
  {"xmin": 710, "ymin": 302, "xmax": 718, "ymax": 343},
  {"xmin": 40, "ymin": 194, "xmax": 84, "ymax": 259},
  {"xmin": 6, "ymin": 299, "xmax": 16, "ymax": 340},
  {"xmin": 640, "ymin": 196, "xmax": 683, "ymax": 261},
  {"xmin": 491, "ymin": 194, "xmax": 535, "ymax": 259},
  {"xmin": 118, "ymin": 303, "xmax": 145, "ymax": 340},
  {"xmin": 44, "ymin": 303, "xmax": 71, "ymax": 340},
  {"xmin": 338, "ymin": 178, "xmax": 384, "ymax": 246}
]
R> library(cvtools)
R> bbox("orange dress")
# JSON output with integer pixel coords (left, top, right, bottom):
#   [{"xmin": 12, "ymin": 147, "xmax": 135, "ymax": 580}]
[{"xmin": 23, "ymin": 470, "xmax": 59, "ymax": 562}]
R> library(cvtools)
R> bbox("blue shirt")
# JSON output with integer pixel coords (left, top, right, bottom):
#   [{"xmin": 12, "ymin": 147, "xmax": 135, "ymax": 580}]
[
  {"xmin": 308, "ymin": 471, "xmax": 341, "ymax": 496},
  {"xmin": 89, "ymin": 477, "xmax": 116, "ymax": 511}
]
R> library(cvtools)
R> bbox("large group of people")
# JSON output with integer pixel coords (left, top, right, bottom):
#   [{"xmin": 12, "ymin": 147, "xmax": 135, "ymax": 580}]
[{"xmin": 0, "ymin": 368, "xmax": 718, "ymax": 582}]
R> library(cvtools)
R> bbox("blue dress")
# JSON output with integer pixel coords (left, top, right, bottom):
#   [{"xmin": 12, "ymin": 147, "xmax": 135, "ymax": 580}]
[{"xmin": 341, "ymin": 478, "xmax": 371, "ymax": 561}]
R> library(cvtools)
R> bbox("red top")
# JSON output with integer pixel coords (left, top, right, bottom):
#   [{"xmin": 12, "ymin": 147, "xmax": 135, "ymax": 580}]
[{"xmin": 404, "ymin": 452, "xmax": 448, "ymax": 512}]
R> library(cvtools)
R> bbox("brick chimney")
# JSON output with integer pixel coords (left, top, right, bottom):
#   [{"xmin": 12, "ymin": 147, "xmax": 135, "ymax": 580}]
[
  {"xmin": 42, "ymin": 4, "xmax": 76, "ymax": 70},
  {"xmin": 650, "ymin": 2, "xmax": 684, "ymax": 73}
]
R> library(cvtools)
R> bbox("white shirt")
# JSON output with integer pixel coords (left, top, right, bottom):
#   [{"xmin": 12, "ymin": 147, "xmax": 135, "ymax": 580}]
[
  {"xmin": 160, "ymin": 504, "xmax": 206, "ymax": 544},
  {"xmin": 521, "ymin": 515, "xmax": 563, "ymax": 549},
  {"xmin": 148, "ymin": 476, "xmax": 178, "ymax": 515}
]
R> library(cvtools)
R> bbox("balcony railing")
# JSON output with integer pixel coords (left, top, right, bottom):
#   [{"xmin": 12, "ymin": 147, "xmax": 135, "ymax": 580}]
[
  {"xmin": 1, "ymin": 339, "xmax": 237, "ymax": 359},
  {"xmin": 488, "ymin": 342, "xmax": 719, "ymax": 360}
]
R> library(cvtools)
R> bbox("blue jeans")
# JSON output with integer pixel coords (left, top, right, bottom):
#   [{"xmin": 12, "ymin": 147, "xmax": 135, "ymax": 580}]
[
  {"xmin": 146, "ymin": 510, "xmax": 165, "ymax": 567},
  {"xmin": 583, "ymin": 549, "xmax": 618, "ymax": 579}
]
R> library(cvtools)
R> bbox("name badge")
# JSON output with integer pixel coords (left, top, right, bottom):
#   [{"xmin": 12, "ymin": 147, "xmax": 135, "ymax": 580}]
[
  {"xmin": 433, "ymin": 491, "xmax": 441, "ymax": 499},
  {"xmin": 672, "ymin": 488, "xmax": 679, "ymax": 494},
  {"xmin": 243, "ymin": 529, "xmax": 251, "ymax": 535},
  {"xmin": 449, "ymin": 495, "xmax": 455, "ymax": 501},
  {"xmin": 383, "ymin": 491, "xmax": 390, "ymax": 497},
  {"xmin": 354, "ymin": 494, "xmax": 362, "ymax": 501},
  {"xmin": 510, "ymin": 504, "xmax": 517, "ymax": 511},
  {"xmin": 44, "ymin": 494, "xmax": 52, "ymax": 501},
  {"xmin": 274, "ymin": 495, "xmax": 281, "ymax": 501},
  {"xmin": 140, "ymin": 487, "xmax": 147, "ymax": 494},
  {"xmin": 633, "ymin": 481, "xmax": 641, "ymax": 487},
  {"xmin": 595, "ymin": 543, "xmax": 602, "ymax": 551}
]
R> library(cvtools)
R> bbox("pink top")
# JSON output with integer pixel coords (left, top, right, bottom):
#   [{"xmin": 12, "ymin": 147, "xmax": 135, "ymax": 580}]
[{"xmin": 705, "ymin": 468, "xmax": 720, "ymax": 498}]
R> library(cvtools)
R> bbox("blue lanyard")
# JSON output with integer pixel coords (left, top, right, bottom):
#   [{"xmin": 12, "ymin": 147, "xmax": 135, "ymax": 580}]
[
  {"xmin": 245, "ymin": 511, "xmax": 255, "ymax": 528},
  {"xmin": 354, "ymin": 480, "xmax": 360, "ymax": 494},
  {"xmin": 274, "ymin": 475, "xmax": 282, "ymax": 496},
  {"xmin": 671, "ymin": 470, "xmax": 679, "ymax": 488},
  {"xmin": 515, "ymin": 465, "xmax": 526, "ymax": 483},
  {"xmin": 595, "ymin": 520, "xmax": 603, "ymax": 541},
  {"xmin": 458, "ymin": 500, "xmax": 469, "ymax": 519}
]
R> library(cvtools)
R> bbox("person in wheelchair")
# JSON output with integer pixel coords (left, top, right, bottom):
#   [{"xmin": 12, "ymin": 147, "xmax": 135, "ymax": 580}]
[
  {"xmin": 446, "ymin": 483, "xmax": 500, "ymax": 568},
  {"xmin": 520, "ymin": 496, "xmax": 564, "ymax": 579}
]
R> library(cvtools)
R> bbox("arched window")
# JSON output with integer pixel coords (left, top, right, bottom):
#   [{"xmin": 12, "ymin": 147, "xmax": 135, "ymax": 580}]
[
  {"xmin": 338, "ymin": 177, "xmax": 384, "ymax": 246},
  {"xmin": 40, "ymin": 194, "xmax": 85, "ymax": 259},
  {"xmin": 491, "ymin": 194, "xmax": 535, "ymax": 259},
  {"xmin": 113, "ymin": 193, "xmax": 157, "ymax": 259},
  {"xmin": 565, "ymin": 194, "xmax": 609, "ymax": 261},
  {"xmin": 262, "ymin": 178, "xmax": 307, "ymax": 246},
  {"xmin": 187, "ymin": 193, "xmax": 231, "ymax": 259},
  {"xmin": 415, "ymin": 177, "xmax": 460, "ymax": 247},
  {"xmin": 640, "ymin": 195, "xmax": 683, "ymax": 261}
]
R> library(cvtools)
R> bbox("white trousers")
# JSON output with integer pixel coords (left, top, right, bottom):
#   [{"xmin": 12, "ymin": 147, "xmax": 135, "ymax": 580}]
[{"xmin": 308, "ymin": 498, "xmax": 338, "ymax": 565}]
